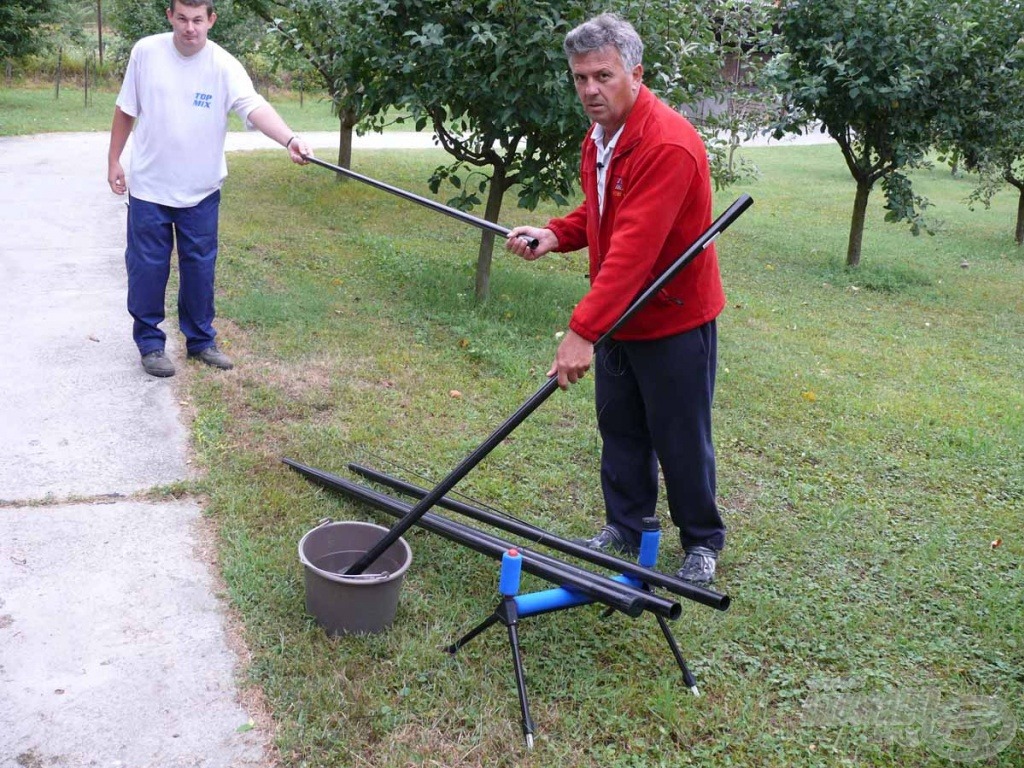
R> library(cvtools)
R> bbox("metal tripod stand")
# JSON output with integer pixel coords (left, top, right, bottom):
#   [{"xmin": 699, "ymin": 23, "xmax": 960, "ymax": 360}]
[{"xmin": 445, "ymin": 518, "xmax": 700, "ymax": 749}]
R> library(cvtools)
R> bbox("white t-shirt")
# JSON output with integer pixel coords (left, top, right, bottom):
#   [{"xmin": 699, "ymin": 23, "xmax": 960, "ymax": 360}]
[{"xmin": 116, "ymin": 33, "xmax": 268, "ymax": 207}]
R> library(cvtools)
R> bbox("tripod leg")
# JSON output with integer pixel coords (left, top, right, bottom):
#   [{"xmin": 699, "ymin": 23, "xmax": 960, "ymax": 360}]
[
  {"xmin": 506, "ymin": 622, "xmax": 536, "ymax": 749},
  {"xmin": 446, "ymin": 614, "xmax": 499, "ymax": 654},
  {"xmin": 656, "ymin": 615, "xmax": 700, "ymax": 696}
]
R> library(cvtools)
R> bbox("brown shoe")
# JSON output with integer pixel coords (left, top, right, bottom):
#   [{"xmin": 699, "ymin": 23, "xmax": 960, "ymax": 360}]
[
  {"xmin": 188, "ymin": 345, "xmax": 233, "ymax": 370},
  {"xmin": 141, "ymin": 350, "xmax": 175, "ymax": 378}
]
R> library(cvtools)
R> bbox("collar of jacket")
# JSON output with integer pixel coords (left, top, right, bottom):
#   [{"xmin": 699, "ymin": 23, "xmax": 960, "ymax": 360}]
[{"xmin": 582, "ymin": 84, "xmax": 657, "ymax": 162}]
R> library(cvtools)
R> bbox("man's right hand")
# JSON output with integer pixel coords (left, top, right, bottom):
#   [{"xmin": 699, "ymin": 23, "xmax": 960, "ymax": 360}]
[
  {"xmin": 506, "ymin": 226, "xmax": 558, "ymax": 261},
  {"xmin": 549, "ymin": 329, "xmax": 594, "ymax": 389}
]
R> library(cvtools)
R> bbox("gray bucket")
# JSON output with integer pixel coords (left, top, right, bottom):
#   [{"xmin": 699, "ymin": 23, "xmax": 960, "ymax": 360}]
[{"xmin": 298, "ymin": 520, "xmax": 412, "ymax": 636}]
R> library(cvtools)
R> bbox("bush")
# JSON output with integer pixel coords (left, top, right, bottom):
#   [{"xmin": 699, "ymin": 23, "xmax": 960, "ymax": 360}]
[{"xmin": 5, "ymin": 49, "xmax": 121, "ymax": 88}]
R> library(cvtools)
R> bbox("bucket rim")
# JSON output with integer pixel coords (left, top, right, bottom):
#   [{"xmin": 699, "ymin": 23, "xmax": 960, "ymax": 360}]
[{"xmin": 298, "ymin": 520, "xmax": 412, "ymax": 585}]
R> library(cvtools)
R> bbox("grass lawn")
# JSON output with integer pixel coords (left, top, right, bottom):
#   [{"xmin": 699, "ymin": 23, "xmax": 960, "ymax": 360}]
[
  {"xmin": 161, "ymin": 142, "xmax": 1024, "ymax": 766},
  {"xmin": 0, "ymin": 84, "xmax": 342, "ymax": 136}
]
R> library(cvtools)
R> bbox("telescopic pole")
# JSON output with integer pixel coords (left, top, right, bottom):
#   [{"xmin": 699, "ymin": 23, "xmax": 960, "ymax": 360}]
[
  {"xmin": 303, "ymin": 155, "xmax": 538, "ymax": 248},
  {"xmin": 347, "ymin": 462, "xmax": 730, "ymax": 611},
  {"xmin": 343, "ymin": 194, "xmax": 754, "ymax": 575}
]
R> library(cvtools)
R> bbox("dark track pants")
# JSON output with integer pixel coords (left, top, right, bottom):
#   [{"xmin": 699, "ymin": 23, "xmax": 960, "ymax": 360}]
[
  {"xmin": 594, "ymin": 320, "xmax": 725, "ymax": 552},
  {"xmin": 125, "ymin": 190, "xmax": 221, "ymax": 356}
]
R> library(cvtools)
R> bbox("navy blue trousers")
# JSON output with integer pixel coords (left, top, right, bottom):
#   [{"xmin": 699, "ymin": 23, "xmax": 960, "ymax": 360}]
[
  {"xmin": 125, "ymin": 191, "xmax": 221, "ymax": 356},
  {"xmin": 594, "ymin": 320, "xmax": 725, "ymax": 552}
]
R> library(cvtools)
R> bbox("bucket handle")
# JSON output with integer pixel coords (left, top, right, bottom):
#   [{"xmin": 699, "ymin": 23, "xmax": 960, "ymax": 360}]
[
  {"xmin": 309, "ymin": 518, "xmax": 391, "ymax": 580},
  {"xmin": 340, "ymin": 571, "xmax": 392, "ymax": 581}
]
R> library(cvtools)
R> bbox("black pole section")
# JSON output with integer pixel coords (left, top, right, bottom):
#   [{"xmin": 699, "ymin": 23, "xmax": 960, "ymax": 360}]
[
  {"xmin": 343, "ymin": 193, "xmax": 754, "ymax": 576},
  {"xmin": 602, "ymin": 193, "xmax": 753, "ymax": 339},
  {"xmin": 348, "ymin": 462, "xmax": 730, "ymax": 611},
  {"xmin": 284, "ymin": 459, "xmax": 683, "ymax": 620},
  {"xmin": 342, "ymin": 376, "xmax": 556, "ymax": 575},
  {"xmin": 303, "ymin": 155, "xmax": 538, "ymax": 248}
]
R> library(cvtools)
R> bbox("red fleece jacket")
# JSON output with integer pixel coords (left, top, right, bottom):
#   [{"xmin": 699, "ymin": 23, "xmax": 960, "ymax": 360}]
[{"xmin": 547, "ymin": 85, "xmax": 725, "ymax": 342}]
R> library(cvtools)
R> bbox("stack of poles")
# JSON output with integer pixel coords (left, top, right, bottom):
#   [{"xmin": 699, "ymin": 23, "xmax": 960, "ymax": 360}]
[
  {"xmin": 285, "ymin": 458, "xmax": 683, "ymax": 619},
  {"xmin": 347, "ymin": 462, "xmax": 730, "ymax": 611},
  {"xmin": 294, "ymin": 156, "xmax": 752, "ymax": 619}
]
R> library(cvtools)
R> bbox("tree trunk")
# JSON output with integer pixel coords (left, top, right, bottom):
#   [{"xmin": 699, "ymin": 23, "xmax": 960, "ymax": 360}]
[
  {"xmin": 1016, "ymin": 187, "xmax": 1024, "ymax": 246},
  {"xmin": 336, "ymin": 107, "xmax": 356, "ymax": 172},
  {"xmin": 846, "ymin": 179, "xmax": 872, "ymax": 267},
  {"xmin": 96, "ymin": 0, "xmax": 104, "ymax": 66},
  {"xmin": 474, "ymin": 166, "xmax": 507, "ymax": 303}
]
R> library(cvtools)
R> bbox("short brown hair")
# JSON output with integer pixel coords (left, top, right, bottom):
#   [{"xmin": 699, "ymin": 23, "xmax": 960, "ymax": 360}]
[{"xmin": 170, "ymin": 0, "xmax": 214, "ymax": 17}]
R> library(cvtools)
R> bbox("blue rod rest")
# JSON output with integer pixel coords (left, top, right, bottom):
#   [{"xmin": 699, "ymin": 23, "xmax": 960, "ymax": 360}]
[
  {"xmin": 620, "ymin": 520, "xmax": 661, "ymax": 590},
  {"xmin": 638, "ymin": 520, "xmax": 661, "ymax": 569},
  {"xmin": 514, "ymin": 519, "xmax": 664, "ymax": 618},
  {"xmin": 499, "ymin": 549, "xmax": 523, "ymax": 596},
  {"xmin": 515, "ymin": 585, "xmax": 593, "ymax": 617}
]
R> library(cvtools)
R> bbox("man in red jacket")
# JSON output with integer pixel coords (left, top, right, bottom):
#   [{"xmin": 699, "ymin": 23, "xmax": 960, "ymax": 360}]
[{"xmin": 506, "ymin": 13, "xmax": 725, "ymax": 585}]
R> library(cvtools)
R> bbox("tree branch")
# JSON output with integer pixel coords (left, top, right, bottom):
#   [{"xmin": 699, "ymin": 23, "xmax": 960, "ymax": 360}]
[{"xmin": 432, "ymin": 111, "xmax": 501, "ymax": 168}]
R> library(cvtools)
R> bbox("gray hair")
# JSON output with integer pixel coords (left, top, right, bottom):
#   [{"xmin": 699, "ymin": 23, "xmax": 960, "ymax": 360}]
[{"xmin": 563, "ymin": 13, "xmax": 644, "ymax": 71}]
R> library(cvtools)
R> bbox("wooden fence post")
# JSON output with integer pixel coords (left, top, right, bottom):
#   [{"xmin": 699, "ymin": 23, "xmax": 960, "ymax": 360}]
[{"xmin": 55, "ymin": 47, "xmax": 63, "ymax": 100}]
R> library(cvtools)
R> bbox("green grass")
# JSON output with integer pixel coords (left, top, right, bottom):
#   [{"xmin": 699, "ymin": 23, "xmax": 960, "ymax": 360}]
[
  {"xmin": 0, "ymin": 84, "xmax": 344, "ymax": 136},
  {"xmin": 167, "ymin": 143, "xmax": 1024, "ymax": 766}
]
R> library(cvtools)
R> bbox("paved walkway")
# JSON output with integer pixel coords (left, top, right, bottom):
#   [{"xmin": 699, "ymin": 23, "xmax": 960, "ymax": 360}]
[{"xmin": 0, "ymin": 129, "xmax": 379, "ymax": 768}]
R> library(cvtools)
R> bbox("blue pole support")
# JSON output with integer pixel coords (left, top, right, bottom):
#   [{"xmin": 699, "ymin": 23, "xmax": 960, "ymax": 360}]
[
  {"xmin": 638, "ymin": 516, "xmax": 661, "ymax": 569},
  {"xmin": 515, "ymin": 585, "xmax": 594, "ymax": 617},
  {"xmin": 499, "ymin": 549, "xmax": 523, "ymax": 596},
  {"xmin": 618, "ymin": 517, "xmax": 662, "ymax": 591},
  {"xmin": 515, "ymin": 517, "xmax": 665, "ymax": 618}
]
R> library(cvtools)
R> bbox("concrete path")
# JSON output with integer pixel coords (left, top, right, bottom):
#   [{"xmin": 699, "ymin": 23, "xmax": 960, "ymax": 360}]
[{"xmin": 0, "ymin": 129, "xmax": 377, "ymax": 768}]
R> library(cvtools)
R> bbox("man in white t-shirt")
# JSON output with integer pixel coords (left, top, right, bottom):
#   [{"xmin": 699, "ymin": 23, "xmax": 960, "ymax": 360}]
[{"xmin": 107, "ymin": 0, "xmax": 312, "ymax": 377}]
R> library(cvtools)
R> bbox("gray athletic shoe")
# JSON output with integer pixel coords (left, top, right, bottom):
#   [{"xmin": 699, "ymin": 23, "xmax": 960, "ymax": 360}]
[
  {"xmin": 575, "ymin": 525, "xmax": 639, "ymax": 559},
  {"xmin": 141, "ymin": 350, "xmax": 175, "ymax": 378},
  {"xmin": 677, "ymin": 546, "xmax": 718, "ymax": 585},
  {"xmin": 188, "ymin": 345, "xmax": 234, "ymax": 370}
]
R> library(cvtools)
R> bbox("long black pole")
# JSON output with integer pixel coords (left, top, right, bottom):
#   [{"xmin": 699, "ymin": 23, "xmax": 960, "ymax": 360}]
[
  {"xmin": 348, "ymin": 462, "xmax": 730, "ymax": 611},
  {"xmin": 303, "ymin": 155, "xmax": 538, "ymax": 248},
  {"xmin": 284, "ymin": 459, "xmax": 684, "ymax": 619},
  {"xmin": 344, "ymin": 194, "xmax": 754, "ymax": 575}
]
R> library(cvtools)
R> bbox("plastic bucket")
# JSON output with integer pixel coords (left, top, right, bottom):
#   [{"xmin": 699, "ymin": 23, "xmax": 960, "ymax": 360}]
[{"xmin": 298, "ymin": 520, "xmax": 412, "ymax": 636}]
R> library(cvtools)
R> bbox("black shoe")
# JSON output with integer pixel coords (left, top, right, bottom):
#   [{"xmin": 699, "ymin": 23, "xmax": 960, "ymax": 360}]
[
  {"xmin": 141, "ymin": 350, "xmax": 175, "ymax": 378},
  {"xmin": 677, "ymin": 546, "xmax": 717, "ymax": 585},
  {"xmin": 188, "ymin": 345, "xmax": 233, "ymax": 370},
  {"xmin": 575, "ymin": 525, "xmax": 639, "ymax": 558}
]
